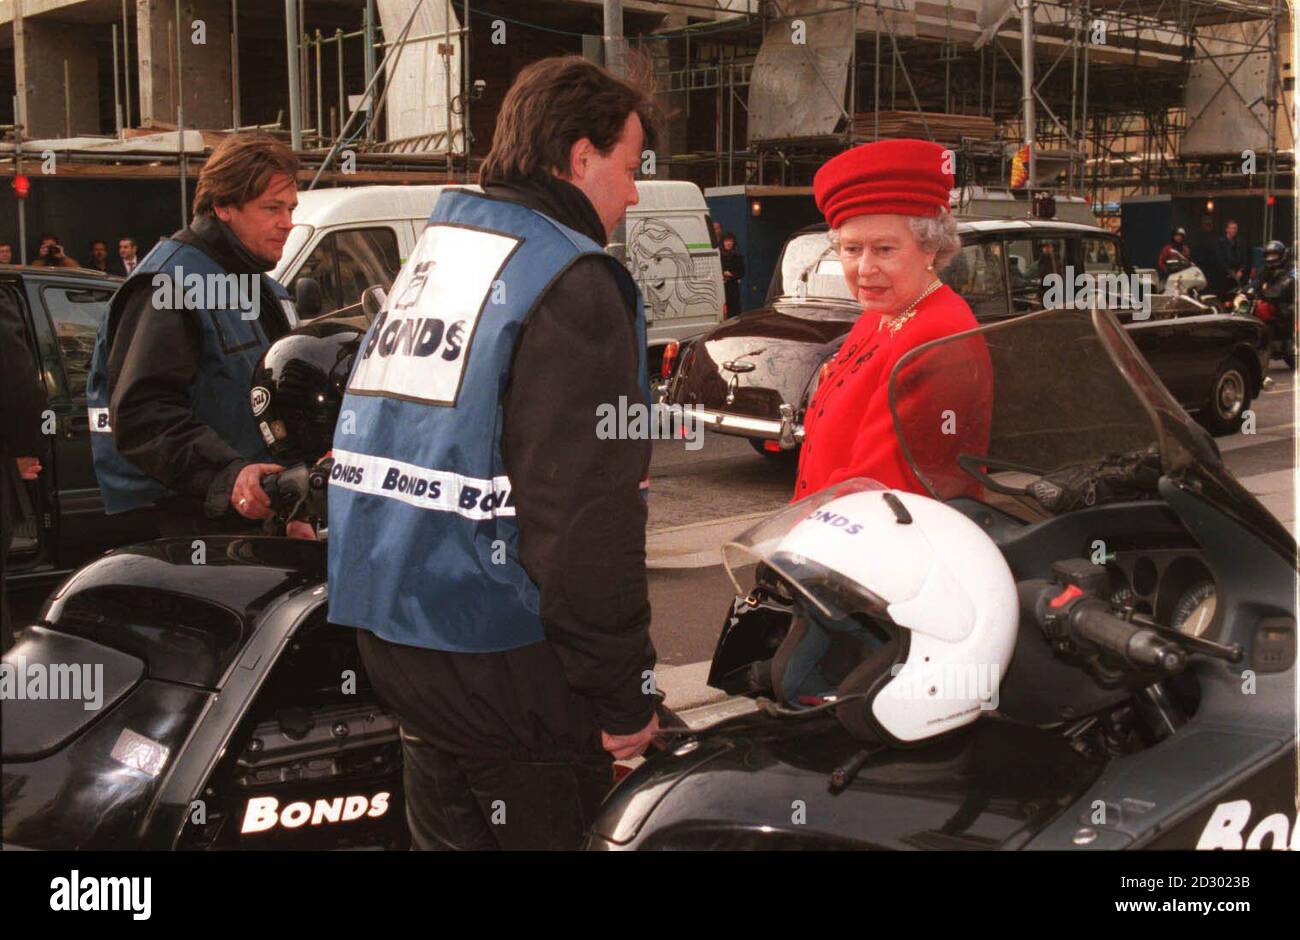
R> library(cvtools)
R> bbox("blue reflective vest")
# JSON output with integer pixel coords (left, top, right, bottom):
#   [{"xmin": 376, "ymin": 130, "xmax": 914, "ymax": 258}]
[
  {"xmin": 85, "ymin": 237, "xmax": 290, "ymax": 515},
  {"xmin": 327, "ymin": 189, "xmax": 648, "ymax": 653}
]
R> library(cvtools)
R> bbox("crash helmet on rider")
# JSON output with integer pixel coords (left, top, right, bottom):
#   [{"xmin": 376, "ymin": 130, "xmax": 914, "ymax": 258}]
[
  {"xmin": 1261, "ymin": 239, "xmax": 1288, "ymax": 268},
  {"xmin": 722, "ymin": 478, "xmax": 1018, "ymax": 747}
]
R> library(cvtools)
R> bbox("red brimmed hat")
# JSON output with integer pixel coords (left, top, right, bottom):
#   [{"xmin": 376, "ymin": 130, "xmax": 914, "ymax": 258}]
[{"xmin": 813, "ymin": 139, "xmax": 954, "ymax": 229}]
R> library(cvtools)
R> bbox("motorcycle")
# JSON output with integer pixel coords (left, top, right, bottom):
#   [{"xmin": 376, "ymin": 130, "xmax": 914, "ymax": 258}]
[
  {"xmin": 1233, "ymin": 275, "xmax": 1296, "ymax": 370},
  {"xmin": 1159, "ymin": 254, "xmax": 1223, "ymax": 314},
  {"xmin": 587, "ymin": 306, "xmax": 1297, "ymax": 851}
]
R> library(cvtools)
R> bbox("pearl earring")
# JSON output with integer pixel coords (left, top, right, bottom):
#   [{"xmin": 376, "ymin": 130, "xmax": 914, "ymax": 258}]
[{"xmin": 926, "ymin": 263, "xmax": 934, "ymax": 271}]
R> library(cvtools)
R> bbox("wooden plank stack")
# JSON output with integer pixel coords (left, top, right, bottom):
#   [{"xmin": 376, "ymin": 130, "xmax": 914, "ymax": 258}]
[{"xmin": 851, "ymin": 111, "xmax": 999, "ymax": 145}]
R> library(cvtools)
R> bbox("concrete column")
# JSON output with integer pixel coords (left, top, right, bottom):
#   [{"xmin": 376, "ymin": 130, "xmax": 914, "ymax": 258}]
[
  {"xmin": 13, "ymin": 17, "xmax": 101, "ymax": 139},
  {"xmin": 136, "ymin": 0, "xmax": 233, "ymax": 129},
  {"xmin": 652, "ymin": 13, "xmax": 690, "ymax": 178}
]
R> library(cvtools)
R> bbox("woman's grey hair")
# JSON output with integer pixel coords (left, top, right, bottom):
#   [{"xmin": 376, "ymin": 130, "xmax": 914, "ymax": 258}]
[{"xmin": 828, "ymin": 210, "xmax": 962, "ymax": 272}]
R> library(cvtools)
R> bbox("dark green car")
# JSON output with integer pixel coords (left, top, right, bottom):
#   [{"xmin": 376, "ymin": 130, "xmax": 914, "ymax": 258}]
[{"xmin": 2, "ymin": 264, "xmax": 162, "ymax": 608}]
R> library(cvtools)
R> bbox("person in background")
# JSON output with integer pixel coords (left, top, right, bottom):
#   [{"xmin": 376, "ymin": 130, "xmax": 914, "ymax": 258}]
[
  {"xmin": 87, "ymin": 240, "xmax": 112, "ymax": 274},
  {"xmin": 711, "ymin": 219, "xmax": 723, "ymax": 246},
  {"xmin": 1156, "ymin": 227, "xmax": 1191, "ymax": 278},
  {"xmin": 31, "ymin": 234, "xmax": 79, "ymax": 268},
  {"xmin": 1, "ymin": 286, "xmax": 49, "ymax": 651},
  {"xmin": 1029, "ymin": 241, "xmax": 1062, "ymax": 281},
  {"xmin": 1214, "ymin": 219, "xmax": 1247, "ymax": 296},
  {"xmin": 117, "ymin": 237, "xmax": 140, "ymax": 277},
  {"xmin": 0, "ymin": 242, "xmax": 13, "ymax": 264},
  {"xmin": 720, "ymin": 231, "xmax": 745, "ymax": 318}
]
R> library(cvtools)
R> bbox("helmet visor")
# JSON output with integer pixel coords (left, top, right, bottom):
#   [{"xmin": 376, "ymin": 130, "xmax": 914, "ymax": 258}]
[{"xmin": 722, "ymin": 477, "xmax": 892, "ymax": 621}]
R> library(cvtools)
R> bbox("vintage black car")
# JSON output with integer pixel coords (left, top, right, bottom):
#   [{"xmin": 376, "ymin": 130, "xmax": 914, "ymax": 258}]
[
  {"xmin": 662, "ymin": 219, "xmax": 1269, "ymax": 454},
  {"xmin": 0, "ymin": 264, "xmax": 162, "ymax": 608}
]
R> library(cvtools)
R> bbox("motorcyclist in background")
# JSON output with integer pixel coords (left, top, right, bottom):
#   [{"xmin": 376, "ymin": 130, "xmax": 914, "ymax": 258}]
[{"xmin": 1250, "ymin": 240, "xmax": 1296, "ymax": 368}]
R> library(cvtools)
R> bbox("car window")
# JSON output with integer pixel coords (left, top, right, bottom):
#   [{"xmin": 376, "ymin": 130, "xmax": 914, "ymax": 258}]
[
  {"xmin": 334, "ymin": 227, "xmax": 401, "ymax": 310},
  {"xmin": 41, "ymin": 284, "xmax": 113, "ymax": 399},
  {"xmin": 293, "ymin": 233, "xmax": 342, "ymax": 316},
  {"xmin": 942, "ymin": 241, "xmax": 1010, "ymax": 319},
  {"xmin": 1004, "ymin": 235, "xmax": 1068, "ymax": 312},
  {"xmin": 775, "ymin": 232, "xmax": 857, "ymax": 303},
  {"xmin": 1082, "ymin": 237, "xmax": 1123, "ymax": 275}
]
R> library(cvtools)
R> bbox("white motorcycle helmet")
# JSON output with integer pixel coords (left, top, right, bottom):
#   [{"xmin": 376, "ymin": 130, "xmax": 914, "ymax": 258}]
[{"xmin": 723, "ymin": 478, "xmax": 1018, "ymax": 747}]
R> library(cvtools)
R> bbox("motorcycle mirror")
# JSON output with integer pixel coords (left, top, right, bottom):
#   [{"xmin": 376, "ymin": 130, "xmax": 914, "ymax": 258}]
[{"xmin": 361, "ymin": 285, "xmax": 388, "ymax": 325}]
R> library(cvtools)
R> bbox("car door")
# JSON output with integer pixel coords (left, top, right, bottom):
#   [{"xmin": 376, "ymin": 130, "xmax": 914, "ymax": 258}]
[
  {"xmin": 25, "ymin": 276, "xmax": 159, "ymax": 565},
  {"xmin": 0, "ymin": 279, "xmax": 55, "ymax": 578}
]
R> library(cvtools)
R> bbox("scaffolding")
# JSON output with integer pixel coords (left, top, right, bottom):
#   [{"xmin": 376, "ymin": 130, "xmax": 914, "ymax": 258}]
[{"xmin": 635, "ymin": 0, "xmax": 1292, "ymax": 235}]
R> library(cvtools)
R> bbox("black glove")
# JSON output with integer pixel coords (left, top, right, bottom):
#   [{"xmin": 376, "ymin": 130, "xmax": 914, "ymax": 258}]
[{"xmin": 1027, "ymin": 446, "xmax": 1162, "ymax": 514}]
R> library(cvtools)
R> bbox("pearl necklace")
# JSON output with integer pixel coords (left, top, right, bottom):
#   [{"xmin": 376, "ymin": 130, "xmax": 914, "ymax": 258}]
[{"xmin": 879, "ymin": 279, "xmax": 944, "ymax": 337}]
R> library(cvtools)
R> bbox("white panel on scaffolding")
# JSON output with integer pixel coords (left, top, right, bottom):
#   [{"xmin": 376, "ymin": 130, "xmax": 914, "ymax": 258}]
[
  {"xmin": 376, "ymin": 0, "xmax": 465, "ymax": 154},
  {"xmin": 748, "ymin": 0, "xmax": 854, "ymax": 142},
  {"xmin": 1182, "ymin": 20, "xmax": 1274, "ymax": 158}
]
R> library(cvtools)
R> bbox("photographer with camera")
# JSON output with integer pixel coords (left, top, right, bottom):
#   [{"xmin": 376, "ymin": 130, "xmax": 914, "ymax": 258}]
[{"xmin": 30, "ymin": 234, "xmax": 79, "ymax": 269}]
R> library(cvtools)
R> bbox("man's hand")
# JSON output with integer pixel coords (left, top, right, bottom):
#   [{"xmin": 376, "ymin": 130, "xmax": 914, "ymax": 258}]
[
  {"xmin": 285, "ymin": 520, "xmax": 317, "ymax": 540},
  {"xmin": 601, "ymin": 712, "xmax": 660, "ymax": 761},
  {"xmin": 231, "ymin": 462, "xmax": 284, "ymax": 519},
  {"xmin": 15, "ymin": 457, "xmax": 42, "ymax": 480}
]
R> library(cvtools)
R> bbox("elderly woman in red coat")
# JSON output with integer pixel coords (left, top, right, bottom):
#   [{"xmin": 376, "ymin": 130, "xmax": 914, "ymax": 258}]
[{"xmin": 795, "ymin": 138, "xmax": 993, "ymax": 500}]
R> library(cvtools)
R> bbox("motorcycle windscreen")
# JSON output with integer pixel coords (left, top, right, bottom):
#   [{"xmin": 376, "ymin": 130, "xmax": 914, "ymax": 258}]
[{"xmin": 887, "ymin": 307, "xmax": 1161, "ymax": 520}]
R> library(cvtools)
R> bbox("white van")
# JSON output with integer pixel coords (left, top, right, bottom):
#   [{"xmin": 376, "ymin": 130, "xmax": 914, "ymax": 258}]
[{"xmin": 272, "ymin": 180, "xmax": 724, "ymax": 372}]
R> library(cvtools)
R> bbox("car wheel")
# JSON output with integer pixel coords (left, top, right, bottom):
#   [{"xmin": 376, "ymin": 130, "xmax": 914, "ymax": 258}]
[
  {"xmin": 748, "ymin": 439, "xmax": 799, "ymax": 461},
  {"xmin": 1201, "ymin": 356, "xmax": 1252, "ymax": 436}
]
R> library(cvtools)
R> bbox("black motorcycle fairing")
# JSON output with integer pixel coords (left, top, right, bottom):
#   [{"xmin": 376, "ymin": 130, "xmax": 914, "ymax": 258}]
[
  {"xmin": 2, "ymin": 628, "xmax": 144, "ymax": 761},
  {"xmin": 1, "ymin": 536, "xmax": 393, "ymax": 850},
  {"xmin": 588, "ymin": 711, "xmax": 1105, "ymax": 851},
  {"xmin": 173, "ymin": 611, "xmax": 406, "ymax": 851},
  {"xmin": 2, "ymin": 677, "xmax": 209, "ymax": 850},
  {"xmin": 40, "ymin": 537, "xmax": 327, "ymax": 689}
]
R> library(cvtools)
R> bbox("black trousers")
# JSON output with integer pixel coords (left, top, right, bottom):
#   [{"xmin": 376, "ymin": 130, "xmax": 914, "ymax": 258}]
[{"xmin": 399, "ymin": 727, "xmax": 613, "ymax": 851}]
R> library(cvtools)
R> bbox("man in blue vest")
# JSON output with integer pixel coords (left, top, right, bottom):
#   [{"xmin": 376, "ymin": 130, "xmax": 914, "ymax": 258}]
[
  {"xmin": 330, "ymin": 56, "xmax": 661, "ymax": 850},
  {"xmin": 86, "ymin": 134, "xmax": 299, "ymax": 534}
]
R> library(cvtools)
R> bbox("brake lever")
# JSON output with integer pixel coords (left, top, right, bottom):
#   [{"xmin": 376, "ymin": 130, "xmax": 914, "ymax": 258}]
[{"xmin": 1125, "ymin": 611, "xmax": 1244, "ymax": 663}]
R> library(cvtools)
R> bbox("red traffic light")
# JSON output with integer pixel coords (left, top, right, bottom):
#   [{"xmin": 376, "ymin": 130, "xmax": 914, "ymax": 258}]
[{"xmin": 11, "ymin": 175, "xmax": 30, "ymax": 199}]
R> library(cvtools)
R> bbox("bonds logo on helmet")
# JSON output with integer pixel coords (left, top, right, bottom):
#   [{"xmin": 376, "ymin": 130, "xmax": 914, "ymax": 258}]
[{"xmin": 250, "ymin": 386, "xmax": 271, "ymax": 416}]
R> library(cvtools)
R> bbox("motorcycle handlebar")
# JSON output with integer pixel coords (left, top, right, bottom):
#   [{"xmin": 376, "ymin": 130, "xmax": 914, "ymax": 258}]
[
  {"xmin": 1070, "ymin": 601, "xmax": 1187, "ymax": 674},
  {"xmin": 260, "ymin": 471, "xmax": 281, "ymax": 502}
]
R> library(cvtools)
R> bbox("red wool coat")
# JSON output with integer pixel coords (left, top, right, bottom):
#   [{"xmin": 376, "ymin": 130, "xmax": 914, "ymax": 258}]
[{"xmin": 793, "ymin": 285, "xmax": 993, "ymax": 500}]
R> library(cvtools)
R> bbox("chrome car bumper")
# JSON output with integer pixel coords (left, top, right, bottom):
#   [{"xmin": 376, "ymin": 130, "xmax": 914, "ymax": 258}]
[{"xmin": 693, "ymin": 403, "xmax": 805, "ymax": 450}]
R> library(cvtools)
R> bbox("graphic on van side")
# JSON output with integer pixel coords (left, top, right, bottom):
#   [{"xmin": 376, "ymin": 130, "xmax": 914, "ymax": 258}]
[{"xmin": 628, "ymin": 218, "xmax": 720, "ymax": 320}]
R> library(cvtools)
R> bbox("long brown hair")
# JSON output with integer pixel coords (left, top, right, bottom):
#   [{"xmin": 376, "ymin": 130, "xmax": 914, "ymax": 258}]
[
  {"xmin": 193, "ymin": 133, "xmax": 299, "ymax": 219},
  {"xmin": 479, "ymin": 56, "xmax": 658, "ymax": 187}
]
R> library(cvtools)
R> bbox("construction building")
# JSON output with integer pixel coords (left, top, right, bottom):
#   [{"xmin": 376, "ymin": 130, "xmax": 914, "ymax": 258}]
[{"xmin": 1, "ymin": 1, "xmax": 1293, "ymax": 262}]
